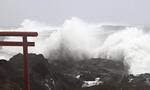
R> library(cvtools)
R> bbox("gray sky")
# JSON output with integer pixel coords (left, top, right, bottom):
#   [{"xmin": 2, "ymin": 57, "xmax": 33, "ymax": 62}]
[{"xmin": 0, "ymin": 0, "xmax": 150, "ymax": 27}]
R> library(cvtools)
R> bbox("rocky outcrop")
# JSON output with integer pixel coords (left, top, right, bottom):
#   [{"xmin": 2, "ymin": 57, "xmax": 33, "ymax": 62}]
[
  {"xmin": 0, "ymin": 53, "xmax": 150, "ymax": 90},
  {"xmin": 0, "ymin": 60, "xmax": 20, "ymax": 90}
]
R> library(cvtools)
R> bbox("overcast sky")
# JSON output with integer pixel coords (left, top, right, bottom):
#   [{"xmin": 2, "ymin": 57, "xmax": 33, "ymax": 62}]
[{"xmin": 0, "ymin": 0, "xmax": 150, "ymax": 27}]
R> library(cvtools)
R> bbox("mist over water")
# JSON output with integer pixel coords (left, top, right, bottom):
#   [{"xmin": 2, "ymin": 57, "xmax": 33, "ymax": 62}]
[{"xmin": 0, "ymin": 17, "xmax": 150, "ymax": 75}]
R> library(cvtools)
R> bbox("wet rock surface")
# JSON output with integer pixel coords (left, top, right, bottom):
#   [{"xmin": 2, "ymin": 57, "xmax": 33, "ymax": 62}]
[{"xmin": 0, "ymin": 53, "xmax": 150, "ymax": 90}]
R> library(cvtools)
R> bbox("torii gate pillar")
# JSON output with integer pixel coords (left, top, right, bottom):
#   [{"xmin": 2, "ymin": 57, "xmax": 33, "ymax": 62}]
[{"xmin": 0, "ymin": 32, "xmax": 38, "ymax": 90}]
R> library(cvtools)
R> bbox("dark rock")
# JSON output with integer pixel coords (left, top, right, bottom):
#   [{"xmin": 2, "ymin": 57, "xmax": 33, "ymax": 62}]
[{"xmin": 1, "ymin": 53, "xmax": 150, "ymax": 90}]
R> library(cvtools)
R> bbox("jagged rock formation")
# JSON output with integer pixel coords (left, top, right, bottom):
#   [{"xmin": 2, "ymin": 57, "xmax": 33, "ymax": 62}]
[
  {"xmin": 0, "ymin": 53, "xmax": 150, "ymax": 90},
  {"xmin": 0, "ymin": 60, "xmax": 20, "ymax": 90}
]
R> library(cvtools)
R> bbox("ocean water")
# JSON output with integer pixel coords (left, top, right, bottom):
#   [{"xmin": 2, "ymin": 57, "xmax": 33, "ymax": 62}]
[{"xmin": 0, "ymin": 17, "xmax": 150, "ymax": 75}]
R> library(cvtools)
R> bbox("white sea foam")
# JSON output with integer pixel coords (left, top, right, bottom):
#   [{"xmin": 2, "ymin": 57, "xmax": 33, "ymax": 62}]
[{"xmin": 0, "ymin": 17, "xmax": 150, "ymax": 75}]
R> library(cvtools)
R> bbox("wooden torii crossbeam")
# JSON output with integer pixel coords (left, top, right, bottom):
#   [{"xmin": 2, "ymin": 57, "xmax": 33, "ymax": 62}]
[{"xmin": 0, "ymin": 32, "xmax": 38, "ymax": 90}]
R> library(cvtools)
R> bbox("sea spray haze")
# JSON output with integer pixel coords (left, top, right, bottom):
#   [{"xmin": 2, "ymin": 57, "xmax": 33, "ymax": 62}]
[{"xmin": 0, "ymin": 17, "xmax": 150, "ymax": 75}]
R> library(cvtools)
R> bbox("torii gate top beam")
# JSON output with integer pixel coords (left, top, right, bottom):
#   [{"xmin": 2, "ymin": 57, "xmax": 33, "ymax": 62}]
[{"xmin": 0, "ymin": 32, "xmax": 38, "ymax": 36}]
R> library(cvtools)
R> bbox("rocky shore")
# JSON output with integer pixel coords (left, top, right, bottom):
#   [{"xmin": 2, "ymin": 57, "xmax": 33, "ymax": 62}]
[{"xmin": 0, "ymin": 53, "xmax": 150, "ymax": 90}]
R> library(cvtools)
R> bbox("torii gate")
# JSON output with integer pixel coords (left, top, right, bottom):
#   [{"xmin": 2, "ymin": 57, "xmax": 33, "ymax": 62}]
[{"xmin": 0, "ymin": 32, "xmax": 38, "ymax": 90}]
